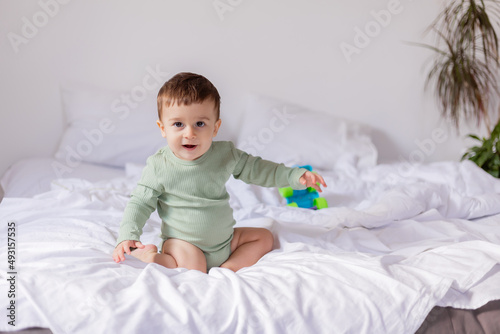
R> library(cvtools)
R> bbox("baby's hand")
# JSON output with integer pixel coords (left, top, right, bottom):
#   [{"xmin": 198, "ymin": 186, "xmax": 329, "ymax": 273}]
[
  {"xmin": 299, "ymin": 171, "xmax": 327, "ymax": 193},
  {"xmin": 113, "ymin": 240, "xmax": 145, "ymax": 263}
]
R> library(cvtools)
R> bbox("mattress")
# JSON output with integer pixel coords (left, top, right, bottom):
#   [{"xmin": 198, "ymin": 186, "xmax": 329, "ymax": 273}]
[{"xmin": 1, "ymin": 157, "xmax": 500, "ymax": 333}]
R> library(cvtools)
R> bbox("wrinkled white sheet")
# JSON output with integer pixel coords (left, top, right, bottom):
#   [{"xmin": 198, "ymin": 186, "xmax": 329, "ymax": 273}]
[
  {"xmin": 0, "ymin": 158, "xmax": 126, "ymax": 198},
  {"xmin": 1, "ymin": 160, "xmax": 500, "ymax": 333}
]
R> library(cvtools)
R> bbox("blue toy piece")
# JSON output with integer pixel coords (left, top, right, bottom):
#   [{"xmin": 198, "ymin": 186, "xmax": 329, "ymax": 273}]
[{"xmin": 279, "ymin": 165, "xmax": 328, "ymax": 210}]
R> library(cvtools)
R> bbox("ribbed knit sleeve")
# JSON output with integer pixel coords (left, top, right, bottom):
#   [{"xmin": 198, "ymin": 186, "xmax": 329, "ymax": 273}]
[
  {"xmin": 116, "ymin": 155, "xmax": 163, "ymax": 245},
  {"xmin": 232, "ymin": 146, "xmax": 307, "ymax": 190}
]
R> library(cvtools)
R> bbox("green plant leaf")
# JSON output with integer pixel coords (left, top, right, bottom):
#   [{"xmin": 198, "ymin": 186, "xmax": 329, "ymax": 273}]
[
  {"xmin": 467, "ymin": 134, "xmax": 482, "ymax": 141},
  {"xmin": 461, "ymin": 151, "xmax": 472, "ymax": 161},
  {"xmin": 476, "ymin": 150, "xmax": 494, "ymax": 167},
  {"xmin": 492, "ymin": 153, "xmax": 500, "ymax": 165},
  {"xmin": 489, "ymin": 169, "xmax": 500, "ymax": 178}
]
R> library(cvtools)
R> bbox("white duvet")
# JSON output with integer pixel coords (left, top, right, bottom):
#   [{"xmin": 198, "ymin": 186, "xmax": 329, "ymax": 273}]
[{"xmin": 1, "ymin": 160, "xmax": 500, "ymax": 334}]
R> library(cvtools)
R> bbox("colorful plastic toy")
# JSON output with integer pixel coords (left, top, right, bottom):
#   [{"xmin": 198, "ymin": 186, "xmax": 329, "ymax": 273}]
[{"xmin": 279, "ymin": 165, "xmax": 328, "ymax": 210}]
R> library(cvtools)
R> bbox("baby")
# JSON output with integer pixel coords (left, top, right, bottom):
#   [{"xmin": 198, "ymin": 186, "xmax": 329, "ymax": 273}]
[{"xmin": 112, "ymin": 72, "xmax": 327, "ymax": 273}]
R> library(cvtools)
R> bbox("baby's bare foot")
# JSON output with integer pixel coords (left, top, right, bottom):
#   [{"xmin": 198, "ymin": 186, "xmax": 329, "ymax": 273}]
[{"xmin": 131, "ymin": 244, "xmax": 158, "ymax": 262}]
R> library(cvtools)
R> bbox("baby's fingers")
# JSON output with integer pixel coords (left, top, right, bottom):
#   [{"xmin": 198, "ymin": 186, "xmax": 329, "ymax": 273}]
[
  {"xmin": 310, "ymin": 181, "xmax": 323, "ymax": 193},
  {"xmin": 113, "ymin": 248, "xmax": 125, "ymax": 263},
  {"xmin": 310, "ymin": 174, "xmax": 327, "ymax": 193},
  {"xmin": 122, "ymin": 244, "xmax": 131, "ymax": 256},
  {"xmin": 315, "ymin": 174, "xmax": 327, "ymax": 188},
  {"xmin": 134, "ymin": 241, "xmax": 145, "ymax": 249}
]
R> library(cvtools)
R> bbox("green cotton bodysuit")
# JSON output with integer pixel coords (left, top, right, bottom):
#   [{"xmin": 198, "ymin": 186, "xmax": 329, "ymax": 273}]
[{"xmin": 116, "ymin": 141, "xmax": 307, "ymax": 270}]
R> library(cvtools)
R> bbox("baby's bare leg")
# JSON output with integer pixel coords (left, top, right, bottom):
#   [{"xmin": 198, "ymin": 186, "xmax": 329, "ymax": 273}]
[
  {"xmin": 220, "ymin": 227, "xmax": 274, "ymax": 272},
  {"xmin": 130, "ymin": 240, "xmax": 206, "ymax": 272},
  {"xmin": 162, "ymin": 238, "xmax": 207, "ymax": 273},
  {"xmin": 131, "ymin": 244, "xmax": 177, "ymax": 269}
]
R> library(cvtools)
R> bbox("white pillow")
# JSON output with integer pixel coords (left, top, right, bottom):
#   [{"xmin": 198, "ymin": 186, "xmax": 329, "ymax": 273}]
[
  {"xmin": 1, "ymin": 158, "xmax": 126, "ymax": 198},
  {"xmin": 236, "ymin": 94, "xmax": 378, "ymax": 171},
  {"xmin": 55, "ymin": 84, "xmax": 165, "ymax": 169}
]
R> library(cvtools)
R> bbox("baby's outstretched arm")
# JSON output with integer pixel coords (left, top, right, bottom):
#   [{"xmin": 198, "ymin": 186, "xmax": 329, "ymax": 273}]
[
  {"xmin": 299, "ymin": 171, "xmax": 327, "ymax": 192},
  {"xmin": 113, "ymin": 240, "xmax": 145, "ymax": 263}
]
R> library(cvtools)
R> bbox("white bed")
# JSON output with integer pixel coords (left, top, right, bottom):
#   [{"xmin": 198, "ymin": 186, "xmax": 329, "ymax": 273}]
[{"xmin": 1, "ymin": 90, "xmax": 500, "ymax": 334}]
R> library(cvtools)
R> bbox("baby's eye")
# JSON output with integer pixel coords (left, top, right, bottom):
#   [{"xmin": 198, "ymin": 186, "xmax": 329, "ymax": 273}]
[
  {"xmin": 196, "ymin": 121, "xmax": 205, "ymax": 127},
  {"xmin": 173, "ymin": 122, "xmax": 184, "ymax": 128}
]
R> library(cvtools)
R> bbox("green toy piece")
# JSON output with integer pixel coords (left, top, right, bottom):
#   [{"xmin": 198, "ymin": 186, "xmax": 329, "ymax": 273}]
[{"xmin": 278, "ymin": 165, "xmax": 328, "ymax": 210}]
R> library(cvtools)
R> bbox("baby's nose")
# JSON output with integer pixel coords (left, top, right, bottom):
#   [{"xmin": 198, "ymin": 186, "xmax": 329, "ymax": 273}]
[{"xmin": 184, "ymin": 127, "xmax": 196, "ymax": 138}]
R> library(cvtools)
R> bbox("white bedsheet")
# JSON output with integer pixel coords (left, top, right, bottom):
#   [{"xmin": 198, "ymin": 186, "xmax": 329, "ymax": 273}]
[
  {"xmin": 1, "ymin": 160, "xmax": 500, "ymax": 333},
  {"xmin": 0, "ymin": 158, "xmax": 126, "ymax": 198}
]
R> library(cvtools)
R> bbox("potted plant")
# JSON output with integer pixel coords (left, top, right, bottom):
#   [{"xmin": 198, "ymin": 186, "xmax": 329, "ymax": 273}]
[
  {"xmin": 420, "ymin": 0, "xmax": 500, "ymax": 176},
  {"xmin": 462, "ymin": 121, "xmax": 500, "ymax": 176}
]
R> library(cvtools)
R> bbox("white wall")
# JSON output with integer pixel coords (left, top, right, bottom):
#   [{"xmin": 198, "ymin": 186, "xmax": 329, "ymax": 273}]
[{"xmin": 0, "ymin": 0, "xmax": 485, "ymax": 178}]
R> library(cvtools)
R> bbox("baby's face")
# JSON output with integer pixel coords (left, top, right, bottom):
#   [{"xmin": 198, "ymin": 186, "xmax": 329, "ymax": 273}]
[{"xmin": 157, "ymin": 99, "xmax": 221, "ymax": 161}]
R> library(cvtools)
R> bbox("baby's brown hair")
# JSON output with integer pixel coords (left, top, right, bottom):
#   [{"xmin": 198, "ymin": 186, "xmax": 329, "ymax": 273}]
[{"xmin": 157, "ymin": 72, "xmax": 221, "ymax": 120}]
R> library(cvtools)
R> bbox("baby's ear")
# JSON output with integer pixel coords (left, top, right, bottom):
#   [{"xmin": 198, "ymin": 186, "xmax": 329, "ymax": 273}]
[
  {"xmin": 213, "ymin": 119, "xmax": 222, "ymax": 137},
  {"xmin": 157, "ymin": 120, "xmax": 167, "ymax": 138}
]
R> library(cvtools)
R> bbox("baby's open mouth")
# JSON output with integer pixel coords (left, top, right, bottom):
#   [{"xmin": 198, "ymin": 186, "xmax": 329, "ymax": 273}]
[{"xmin": 183, "ymin": 145, "xmax": 197, "ymax": 149}]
